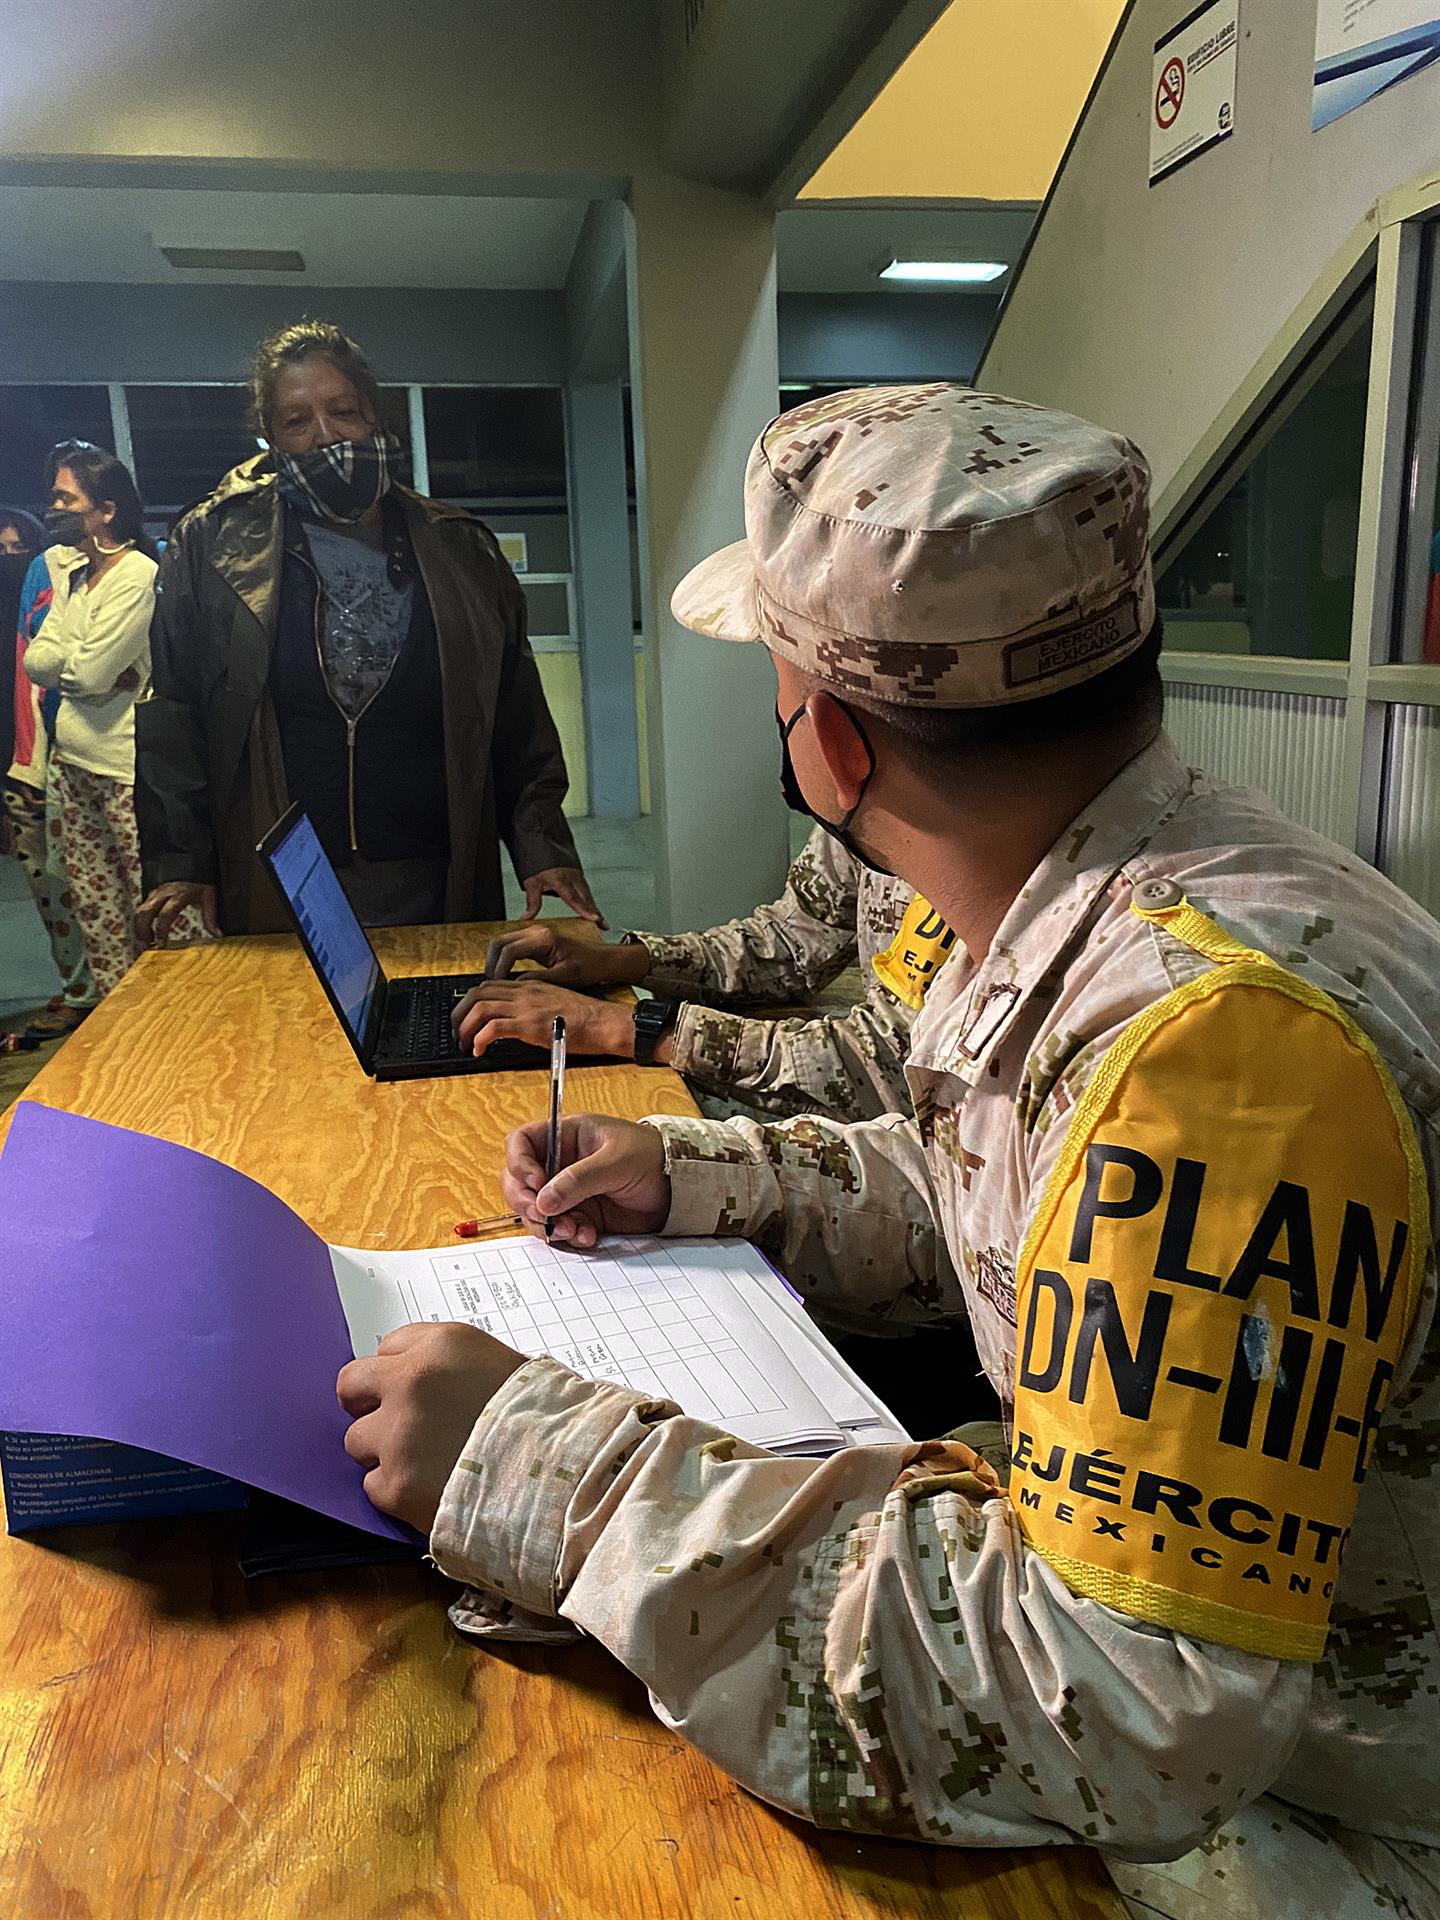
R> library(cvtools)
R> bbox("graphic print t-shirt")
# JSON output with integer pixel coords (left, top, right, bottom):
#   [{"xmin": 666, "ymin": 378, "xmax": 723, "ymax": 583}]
[{"xmin": 305, "ymin": 519, "xmax": 414, "ymax": 720}]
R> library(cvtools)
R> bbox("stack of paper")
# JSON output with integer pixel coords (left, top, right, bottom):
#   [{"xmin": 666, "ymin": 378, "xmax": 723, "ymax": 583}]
[
  {"xmin": 0, "ymin": 1104, "xmax": 907, "ymax": 1542},
  {"xmin": 332, "ymin": 1234, "xmax": 909, "ymax": 1457}
]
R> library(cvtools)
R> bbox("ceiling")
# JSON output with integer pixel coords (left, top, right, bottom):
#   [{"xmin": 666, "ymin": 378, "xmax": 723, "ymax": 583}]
[
  {"xmin": 0, "ymin": 187, "xmax": 592, "ymax": 288},
  {"xmin": 803, "ymin": 0, "xmax": 1124, "ymax": 203},
  {"xmin": 777, "ymin": 202, "xmax": 1034, "ymax": 293},
  {"xmin": 0, "ymin": 183, "xmax": 1033, "ymax": 299},
  {"xmin": 659, "ymin": 0, "xmax": 948, "ymax": 195}
]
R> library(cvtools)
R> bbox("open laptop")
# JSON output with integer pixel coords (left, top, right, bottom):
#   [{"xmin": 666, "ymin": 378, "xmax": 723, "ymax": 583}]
[{"xmin": 257, "ymin": 804, "xmax": 551, "ymax": 1080}]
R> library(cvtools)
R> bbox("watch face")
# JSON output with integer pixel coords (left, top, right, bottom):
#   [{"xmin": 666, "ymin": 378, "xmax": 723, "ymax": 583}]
[{"xmin": 634, "ymin": 999, "xmax": 678, "ymax": 1062}]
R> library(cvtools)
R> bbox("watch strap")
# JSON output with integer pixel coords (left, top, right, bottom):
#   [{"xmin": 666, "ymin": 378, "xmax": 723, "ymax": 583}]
[{"xmin": 633, "ymin": 997, "xmax": 680, "ymax": 1066}]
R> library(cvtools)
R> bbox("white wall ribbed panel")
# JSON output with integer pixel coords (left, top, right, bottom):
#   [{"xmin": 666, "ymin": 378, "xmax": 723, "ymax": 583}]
[
  {"xmin": 1163, "ymin": 685, "xmax": 1349, "ymax": 842},
  {"xmin": 1380, "ymin": 704, "xmax": 1440, "ymax": 920}
]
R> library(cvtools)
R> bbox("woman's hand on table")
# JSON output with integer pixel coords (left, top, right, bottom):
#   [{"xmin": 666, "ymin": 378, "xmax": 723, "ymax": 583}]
[
  {"xmin": 136, "ymin": 880, "xmax": 220, "ymax": 945},
  {"xmin": 453, "ymin": 978, "xmax": 637, "ymax": 1059},
  {"xmin": 337, "ymin": 1322, "xmax": 527, "ymax": 1533},
  {"xmin": 502, "ymin": 1114, "xmax": 671, "ymax": 1249},
  {"xmin": 520, "ymin": 865, "xmax": 607, "ymax": 928}
]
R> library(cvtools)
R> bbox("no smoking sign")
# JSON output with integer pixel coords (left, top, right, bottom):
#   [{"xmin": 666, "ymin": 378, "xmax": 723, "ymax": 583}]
[
  {"xmin": 1149, "ymin": 0, "xmax": 1238, "ymax": 186},
  {"xmin": 1155, "ymin": 56, "xmax": 1185, "ymax": 129}
]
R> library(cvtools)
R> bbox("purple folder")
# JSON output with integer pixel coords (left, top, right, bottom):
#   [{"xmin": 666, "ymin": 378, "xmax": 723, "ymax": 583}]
[{"xmin": 0, "ymin": 1102, "xmax": 413, "ymax": 1541}]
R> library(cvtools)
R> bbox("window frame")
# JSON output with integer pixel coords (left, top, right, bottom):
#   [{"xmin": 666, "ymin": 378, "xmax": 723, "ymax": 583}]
[{"xmin": 1153, "ymin": 176, "xmax": 1440, "ymax": 863}]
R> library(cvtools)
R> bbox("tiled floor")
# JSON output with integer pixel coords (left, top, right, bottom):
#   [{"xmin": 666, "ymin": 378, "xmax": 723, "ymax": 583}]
[
  {"xmin": 508, "ymin": 815, "xmax": 662, "ymax": 933},
  {"xmin": 504, "ymin": 812, "xmax": 808, "ymax": 933},
  {"xmin": 516, "ymin": 813, "xmax": 810, "ymax": 927},
  {"xmin": 0, "ymin": 815, "xmax": 670, "ymax": 1025},
  {"xmin": 0, "ymin": 811, "xmax": 812, "ymax": 1107},
  {"xmin": 0, "ymin": 847, "xmax": 63, "ymax": 1028},
  {"xmin": 0, "ymin": 853, "xmax": 74, "ymax": 1107}
]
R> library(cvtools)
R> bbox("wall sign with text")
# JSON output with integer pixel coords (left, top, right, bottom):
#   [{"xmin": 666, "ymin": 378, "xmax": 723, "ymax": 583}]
[
  {"xmin": 496, "ymin": 531, "xmax": 529, "ymax": 575},
  {"xmin": 1314, "ymin": 0, "xmax": 1440, "ymax": 130},
  {"xmin": 1150, "ymin": 0, "xmax": 1240, "ymax": 186}
]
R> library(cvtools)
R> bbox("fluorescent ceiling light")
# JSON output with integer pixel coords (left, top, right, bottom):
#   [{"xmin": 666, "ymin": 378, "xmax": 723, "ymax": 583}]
[{"xmin": 879, "ymin": 259, "xmax": 1007, "ymax": 285}]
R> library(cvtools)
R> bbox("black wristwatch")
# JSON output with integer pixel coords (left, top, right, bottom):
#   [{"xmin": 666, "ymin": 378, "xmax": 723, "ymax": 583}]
[{"xmin": 633, "ymin": 997, "xmax": 681, "ymax": 1066}]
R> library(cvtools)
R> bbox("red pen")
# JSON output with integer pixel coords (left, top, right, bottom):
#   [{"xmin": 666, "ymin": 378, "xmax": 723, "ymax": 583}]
[{"xmin": 453, "ymin": 1213, "xmax": 520, "ymax": 1238}]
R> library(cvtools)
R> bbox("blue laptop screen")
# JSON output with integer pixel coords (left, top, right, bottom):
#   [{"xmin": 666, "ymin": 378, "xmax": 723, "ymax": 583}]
[{"xmin": 266, "ymin": 813, "xmax": 381, "ymax": 1052}]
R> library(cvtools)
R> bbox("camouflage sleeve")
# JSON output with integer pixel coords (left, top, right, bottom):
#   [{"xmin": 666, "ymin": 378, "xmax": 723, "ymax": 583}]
[
  {"xmin": 667, "ymin": 988, "xmax": 915, "ymax": 1122},
  {"xmin": 632, "ymin": 828, "xmax": 861, "ymax": 1007},
  {"xmin": 432, "ymin": 1357, "xmax": 1309, "ymax": 1854},
  {"xmin": 643, "ymin": 1109, "xmax": 960, "ymax": 1328}
]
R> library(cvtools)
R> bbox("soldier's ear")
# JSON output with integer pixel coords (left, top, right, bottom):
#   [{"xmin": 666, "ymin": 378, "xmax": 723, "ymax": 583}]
[{"xmin": 808, "ymin": 690, "xmax": 875, "ymax": 812}]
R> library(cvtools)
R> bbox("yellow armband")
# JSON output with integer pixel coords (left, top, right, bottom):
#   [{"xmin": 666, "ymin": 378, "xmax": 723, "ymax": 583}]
[
  {"xmin": 871, "ymin": 893, "xmax": 957, "ymax": 1011},
  {"xmin": 1009, "ymin": 898, "xmax": 1426, "ymax": 1661}
]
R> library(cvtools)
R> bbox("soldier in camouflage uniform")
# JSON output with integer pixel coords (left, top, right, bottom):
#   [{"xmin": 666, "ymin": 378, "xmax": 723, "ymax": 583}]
[
  {"xmin": 338, "ymin": 387, "xmax": 1440, "ymax": 1919},
  {"xmin": 453, "ymin": 823, "xmax": 957, "ymax": 1123}
]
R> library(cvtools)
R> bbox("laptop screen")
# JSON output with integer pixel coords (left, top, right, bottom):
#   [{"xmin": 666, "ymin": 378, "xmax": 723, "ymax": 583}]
[{"xmin": 264, "ymin": 812, "xmax": 381, "ymax": 1054}]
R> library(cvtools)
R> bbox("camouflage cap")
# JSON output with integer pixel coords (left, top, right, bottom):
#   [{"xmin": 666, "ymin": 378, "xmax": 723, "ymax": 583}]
[{"xmin": 671, "ymin": 384, "xmax": 1155, "ymax": 709}]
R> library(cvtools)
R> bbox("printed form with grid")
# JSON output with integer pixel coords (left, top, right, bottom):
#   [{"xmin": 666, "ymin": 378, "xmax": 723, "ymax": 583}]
[{"xmin": 331, "ymin": 1235, "xmax": 909, "ymax": 1455}]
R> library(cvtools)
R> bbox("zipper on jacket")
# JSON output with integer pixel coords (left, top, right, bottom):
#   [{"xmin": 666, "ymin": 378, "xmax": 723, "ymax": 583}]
[
  {"xmin": 292, "ymin": 543, "xmax": 392, "ymax": 856},
  {"xmin": 344, "ymin": 715, "xmax": 359, "ymax": 849}
]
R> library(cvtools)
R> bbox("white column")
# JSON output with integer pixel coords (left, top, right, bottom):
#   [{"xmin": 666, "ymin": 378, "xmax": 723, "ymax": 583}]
[
  {"xmin": 565, "ymin": 377, "xmax": 641, "ymax": 817},
  {"xmin": 108, "ymin": 383, "xmax": 135, "ymax": 472},
  {"xmin": 625, "ymin": 173, "xmax": 786, "ymax": 931},
  {"xmin": 406, "ymin": 384, "xmax": 430, "ymax": 496}
]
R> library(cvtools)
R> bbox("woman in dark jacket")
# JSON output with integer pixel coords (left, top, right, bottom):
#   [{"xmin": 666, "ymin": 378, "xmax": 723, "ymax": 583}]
[{"xmin": 135, "ymin": 320, "xmax": 600, "ymax": 939}]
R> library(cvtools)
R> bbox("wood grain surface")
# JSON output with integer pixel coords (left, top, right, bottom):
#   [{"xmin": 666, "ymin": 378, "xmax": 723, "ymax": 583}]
[{"xmin": 0, "ymin": 925, "xmax": 1126, "ymax": 1920}]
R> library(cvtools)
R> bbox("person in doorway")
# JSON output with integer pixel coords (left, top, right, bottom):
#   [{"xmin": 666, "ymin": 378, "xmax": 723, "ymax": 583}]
[
  {"xmin": 2, "ymin": 488, "xmax": 98, "ymax": 1046},
  {"xmin": 0, "ymin": 508, "xmax": 44, "ymax": 559},
  {"xmin": 22, "ymin": 447, "xmax": 187, "ymax": 1000},
  {"xmin": 0, "ymin": 509, "xmax": 45, "ymax": 784},
  {"xmin": 134, "ymin": 320, "xmax": 597, "ymax": 939},
  {"xmin": 338, "ymin": 389, "xmax": 1440, "ymax": 1919}
]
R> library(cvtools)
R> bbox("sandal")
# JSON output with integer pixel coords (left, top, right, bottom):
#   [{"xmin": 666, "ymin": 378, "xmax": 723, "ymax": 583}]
[
  {"xmin": 0, "ymin": 1030, "xmax": 40, "ymax": 1055},
  {"xmin": 20, "ymin": 1004, "xmax": 91, "ymax": 1042}
]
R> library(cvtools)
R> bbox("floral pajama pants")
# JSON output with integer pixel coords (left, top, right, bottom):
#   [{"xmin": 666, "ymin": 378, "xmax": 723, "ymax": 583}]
[
  {"xmin": 49, "ymin": 764, "xmax": 215, "ymax": 997},
  {"xmin": 48, "ymin": 763, "xmax": 148, "ymax": 998},
  {"xmin": 2, "ymin": 777, "xmax": 96, "ymax": 1009}
]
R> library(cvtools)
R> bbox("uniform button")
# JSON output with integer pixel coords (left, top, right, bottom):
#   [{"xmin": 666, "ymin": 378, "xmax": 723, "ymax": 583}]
[{"xmin": 1134, "ymin": 878, "xmax": 1183, "ymax": 910}]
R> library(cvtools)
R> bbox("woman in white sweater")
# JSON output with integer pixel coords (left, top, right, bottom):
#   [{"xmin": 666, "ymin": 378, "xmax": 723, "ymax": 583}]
[{"xmin": 23, "ymin": 448, "xmax": 185, "ymax": 996}]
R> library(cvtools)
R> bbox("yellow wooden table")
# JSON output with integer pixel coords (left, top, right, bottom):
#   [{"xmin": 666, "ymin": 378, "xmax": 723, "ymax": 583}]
[{"xmin": 0, "ymin": 925, "xmax": 1124, "ymax": 1920}]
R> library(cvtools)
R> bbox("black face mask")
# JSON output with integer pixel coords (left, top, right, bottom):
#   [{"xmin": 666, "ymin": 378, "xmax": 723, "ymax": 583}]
[
  {"xmin": 43, "ymin": 508, "xmax": 88, "ymax": 547},
  {"xmin": 776, "ymin": 698, "xmax": 889, "ymax": 875}
]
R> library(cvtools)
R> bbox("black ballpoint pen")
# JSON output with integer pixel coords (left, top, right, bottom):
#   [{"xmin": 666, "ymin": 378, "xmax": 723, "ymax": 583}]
[{"xmin": 544, "ymin": 1015, "xmax": 566, "ymax": 1242}]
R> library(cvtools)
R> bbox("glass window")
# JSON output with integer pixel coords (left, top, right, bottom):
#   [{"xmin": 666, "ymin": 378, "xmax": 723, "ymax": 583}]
[
  {"xmin": 1156, "ymin": 289, "xmax": 1374, "ymax": 659},
  {"xmin": 127, "ymin": 384, "xmax": 413, "ymax": 524},
  {"xmin": 520, "ymin": 580, "xmax": 572, "ymax": 640},
  {"xmin": 0, "ymin": 386, "xmax": 116, "ymax": 518},
  {"xmin": 421, "ymin": 388, "xmax": 565, "ymax": 505},
  {"xmin": 126, "ymin": 386, "xmax": 257, "ymax": 514},
  {"xmin": 378, "ymin": 388, "xmax": 414, "ymax": 489},
  {"xmin": 778, "ymin": 381, "xmax": 868, "ymax": 413},
  {"xmin": 1391, "ymin": 221, "xmax": 1440, "ymax": 665}
]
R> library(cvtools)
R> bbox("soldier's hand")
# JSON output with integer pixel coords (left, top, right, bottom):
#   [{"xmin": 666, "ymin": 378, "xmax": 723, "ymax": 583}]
[
  {"xmin": 338, "ymin": 1322, "xmax": 528, "ymax": 1533},
  {"xmin": 502, "ymin": 1114, "xmax": 671, "ymax": 1248},
  {"xmin": 453, "ymin": 979, "xmax": 634, "ymax": 1059},
  {"xmin": 484, "ymin": 923, "xmax": 650, "ymax": 989}
]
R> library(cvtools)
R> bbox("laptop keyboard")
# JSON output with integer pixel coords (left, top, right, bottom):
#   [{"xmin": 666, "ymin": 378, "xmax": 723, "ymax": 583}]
[{"xmin": 390, "ymin": 977, "xmax": 474, "ymax": 1059}]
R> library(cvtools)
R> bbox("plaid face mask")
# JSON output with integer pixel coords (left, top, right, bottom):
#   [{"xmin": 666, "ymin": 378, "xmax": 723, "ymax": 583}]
[{"xmin": 275, "ymin": 433, "xmax": 396, "ymax": 523}]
